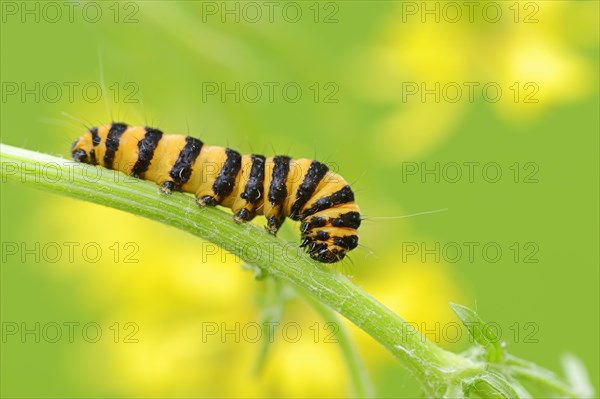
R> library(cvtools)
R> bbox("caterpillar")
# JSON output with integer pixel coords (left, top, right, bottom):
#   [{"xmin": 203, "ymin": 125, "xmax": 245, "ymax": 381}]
[{"xmin": 71, "ymin": 122, "xmax": 360, "ymax": 263}]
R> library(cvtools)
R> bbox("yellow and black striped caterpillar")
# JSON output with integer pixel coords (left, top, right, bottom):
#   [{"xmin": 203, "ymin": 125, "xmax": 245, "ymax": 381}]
[{"xmin": 71, "ymin": 123, "xmax": 360, "ymax": 263}]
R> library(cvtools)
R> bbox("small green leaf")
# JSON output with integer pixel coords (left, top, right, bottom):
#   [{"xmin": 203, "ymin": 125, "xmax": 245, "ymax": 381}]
[
  {"xmin": 476, "ymin": 372, "xmax": 523, "ymax": 399},
  {"xmin": 450, "ymin": 303, "xmax": 504, "ymax": 362},
  {"xmin": 505, "ymin": 376, "xmax": 533, "ymax": 399},
  {"xmin": 242, "ymin": 262, "xmax": 268, "ymax": 280},
  {"xmin": 443, "ymin": 382, "xmax": 466, "ymax": 398},
  {"xmin": 561, "ymin": 353, "xmax": 595, "ymax": 398}
]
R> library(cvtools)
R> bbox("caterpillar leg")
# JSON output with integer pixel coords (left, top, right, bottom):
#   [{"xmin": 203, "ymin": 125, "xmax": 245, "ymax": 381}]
[
  {"xmin": 197, "ymin": 195, "xmax": 218, "ymax": 207},
  {"xmin": 231, "ymin": 191, "xmax": 260, "ymax": 225},
  {"xmin": 195, "ymin": 183, "xmax": 220, "ymax": 206},
  {"xmin": 160, "ymin": 181, "xmax": 176, "ymax": 195},
  {"xmin": 233, "ymin": 208, "xmax": 254, "ymax": 224},
  {"xmin": 265, "ymin": 215, "xmax": 285, "ymax": 235}
]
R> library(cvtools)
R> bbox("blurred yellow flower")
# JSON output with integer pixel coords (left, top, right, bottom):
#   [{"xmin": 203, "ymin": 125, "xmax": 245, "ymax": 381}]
[
  {"xmin": 36, "ymin": 197, "xmax": 353, "ymax": 396},
  {"xmin": 350, "ymin": 1, "xmax": 597, "ymax": 161},
  {"xmin": 33, "ymin": 192, "xmax": 464, "ymax": 397}
]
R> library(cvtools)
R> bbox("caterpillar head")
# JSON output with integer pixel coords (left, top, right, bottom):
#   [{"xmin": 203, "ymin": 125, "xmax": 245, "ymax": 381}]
[
  {"xmin": 71, "ymin": 128, "xmax": 100, "ymax": 164},
  {"xmin": 311, "ymin": 246, "xmax": 346, "ymax": 263},
  {"xmin": 301, "ymin": 232, "xmax": 359, "ymax": 263}
]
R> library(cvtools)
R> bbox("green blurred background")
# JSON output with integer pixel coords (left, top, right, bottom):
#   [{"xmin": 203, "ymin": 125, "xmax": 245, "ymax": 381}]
[{"xmin": 1, "ymin": 1, "xmax": 598, "ymax": 397}]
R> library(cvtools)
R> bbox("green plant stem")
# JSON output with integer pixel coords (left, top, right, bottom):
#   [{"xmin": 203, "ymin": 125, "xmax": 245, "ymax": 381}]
[
  {"xmin": 2, "ymin": 144, "xmax": 590, "ymax": 398},
  {"xmin": 0, "ymin": 143, "xmax": 474, "ymax": 396}
]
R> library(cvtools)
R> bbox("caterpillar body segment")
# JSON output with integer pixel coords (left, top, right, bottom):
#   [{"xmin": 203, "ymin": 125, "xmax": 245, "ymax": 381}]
[{"xmin": 71, "ymin": 122, "xmax": 360, "ymax": 263}]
